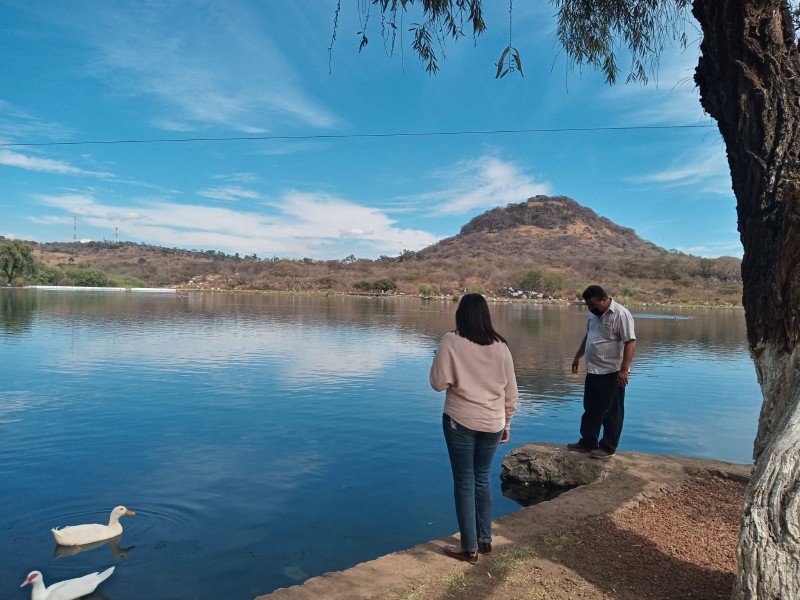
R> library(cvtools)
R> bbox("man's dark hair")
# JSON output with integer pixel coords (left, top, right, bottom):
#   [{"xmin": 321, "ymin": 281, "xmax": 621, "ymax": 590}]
[
  {"xmin": 582, "ymin": 285, "xmax": 608, "ymax": 301},
  {"xmin": 455, "ymin": 293, "xmax": 507, "ymax": 346}
]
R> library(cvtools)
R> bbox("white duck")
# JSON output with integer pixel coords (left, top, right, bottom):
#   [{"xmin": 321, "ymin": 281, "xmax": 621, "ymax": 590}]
[
  {"xmin": 20, "ymin": 567, "xmax": 114, "ymax": 600},
  {"xmin": 52, "ymin": 505, "xmax": 135, "ymax": 546}
]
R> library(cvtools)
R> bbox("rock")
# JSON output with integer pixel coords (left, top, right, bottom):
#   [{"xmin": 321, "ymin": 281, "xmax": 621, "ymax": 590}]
[{"xmin": 501, "ymin": 442, "xmax": 609, "ymax": 487}]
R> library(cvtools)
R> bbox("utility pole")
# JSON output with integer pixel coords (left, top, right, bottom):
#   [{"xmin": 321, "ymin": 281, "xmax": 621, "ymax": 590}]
[
  {"xmin": 115, "ymin": 227, "xmax": 118, "ymax": 242},
  {"xmin": 70, "ymin": 216, "xmax": 76, "ymax": 263}
]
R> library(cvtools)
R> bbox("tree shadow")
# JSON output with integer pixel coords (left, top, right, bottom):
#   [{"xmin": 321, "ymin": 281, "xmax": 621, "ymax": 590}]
[{"xmin": 535, "ymin": 515, "xmax": 736, "ymax": 600}]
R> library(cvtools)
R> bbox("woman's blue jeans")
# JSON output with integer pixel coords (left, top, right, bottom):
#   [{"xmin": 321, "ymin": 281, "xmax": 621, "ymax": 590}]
[{"xmin": 442, "ymin": 413, "xmax": 503, "ymax": 553}]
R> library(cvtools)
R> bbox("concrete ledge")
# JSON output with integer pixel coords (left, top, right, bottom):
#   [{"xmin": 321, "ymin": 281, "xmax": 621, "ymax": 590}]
[{"xmin": 256, "ymin": 443, "xmax": 752, "ymax": 600}]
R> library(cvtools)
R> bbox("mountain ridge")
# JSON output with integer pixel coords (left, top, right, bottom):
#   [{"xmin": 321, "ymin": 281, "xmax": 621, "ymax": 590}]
[{"xmin": 28, "ymin": 195, "xmax": 742, "ymax": 304}]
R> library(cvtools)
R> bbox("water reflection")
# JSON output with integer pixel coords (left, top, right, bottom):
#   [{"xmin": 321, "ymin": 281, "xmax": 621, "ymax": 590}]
[
  {"xmin": 53, "ymin": 534, "xmax": 136, "ymax": 560},
  {"xmin": 0, "ymin": 290, "xmax": 761, "ymax": 600},
  {"xmin": 0, "ymin": 288, "xmax": 39, "ymax": 335}
]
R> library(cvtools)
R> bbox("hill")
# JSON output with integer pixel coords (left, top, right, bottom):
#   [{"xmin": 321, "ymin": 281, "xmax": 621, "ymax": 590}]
[{"xmin": 27, "ymin": 195, "xmax": 742, "ymax": 305}]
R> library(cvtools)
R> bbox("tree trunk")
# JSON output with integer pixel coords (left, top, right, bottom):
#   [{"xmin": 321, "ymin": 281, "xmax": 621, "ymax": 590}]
[{"xmin": 692, "ymin": 0, "xmax": 800, "ymax": 597}]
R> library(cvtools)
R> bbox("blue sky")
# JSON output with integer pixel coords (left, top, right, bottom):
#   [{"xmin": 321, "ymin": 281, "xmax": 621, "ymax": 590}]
[{"xmin": 0, "ymin": 1, "xmax": 740, "ymax": 259}]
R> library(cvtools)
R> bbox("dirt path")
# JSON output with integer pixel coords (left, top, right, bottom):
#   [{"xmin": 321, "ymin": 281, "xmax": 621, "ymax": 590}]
[{"xmin": 257, "ymin": 446, "xmax": 751, "ymax": 600}]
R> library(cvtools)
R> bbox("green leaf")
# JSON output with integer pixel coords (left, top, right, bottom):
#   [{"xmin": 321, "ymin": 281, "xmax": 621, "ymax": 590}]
[
  {"xmin": 495, "ymin": 46, "xmax": 510, "ymax": 78},
  {"xmin": 512, "ymin": 48, "xmax": 524, "ymax": 77}
]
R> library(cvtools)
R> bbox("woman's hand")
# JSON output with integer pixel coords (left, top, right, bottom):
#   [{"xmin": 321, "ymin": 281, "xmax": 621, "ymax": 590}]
[{"xmin": 500, "ymin": 429, "xmax": 510, "ymax": 444}]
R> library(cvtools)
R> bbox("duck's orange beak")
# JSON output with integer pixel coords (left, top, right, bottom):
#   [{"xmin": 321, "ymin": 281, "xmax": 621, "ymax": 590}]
[{"xmin": 125, "ymin": 509, "xmax": 136, "ymax": 515}]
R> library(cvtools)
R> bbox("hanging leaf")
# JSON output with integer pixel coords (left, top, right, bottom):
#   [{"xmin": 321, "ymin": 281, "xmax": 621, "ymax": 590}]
[
  {"xmin": 512, "ymin": 48, "xmax": 524, "ymax": 77},
  {"xmin": 359, "ymin": 34, "xmax": 368, "ymax": 52},
  {"xmin": 499, "ymin": 68, "xmax": 509, "ymax": 79},
  {"xmin": 495, "ymin": 46, "xmax": 510, "ymax": 79}
]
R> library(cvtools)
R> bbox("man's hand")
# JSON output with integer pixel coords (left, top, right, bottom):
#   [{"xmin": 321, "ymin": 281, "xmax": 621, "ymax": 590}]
[
  {"xmin": 571, "ymin": 358, "xmax": 580, "ymax": 374},
  {"xmin": 500, "ymin": 429, "xmax": 510, "ymax": 444},
  {"xmin": 617, "ymin": 369, "xmax": 630, "ymax": 387}
]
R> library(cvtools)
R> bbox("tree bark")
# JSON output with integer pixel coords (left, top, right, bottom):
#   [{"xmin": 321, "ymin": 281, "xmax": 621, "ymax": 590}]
[{"xmin": 692, "ymin": 0, "xmax": 800, "ymax": 597}]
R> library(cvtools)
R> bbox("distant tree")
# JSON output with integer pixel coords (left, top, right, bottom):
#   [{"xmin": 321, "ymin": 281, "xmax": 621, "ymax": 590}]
[
  {"xmin": 397, "ymin": 249, "xmax": 421, "ymax": 262},
  {"xmin": 470, "ymin": 283, "xmax": 486, "ymax": 295},
  {"xmin": 0, "ymin": 240, "xmax": 37, "ymax": 285},
  {"xmin": 373, "ymin": 278, "xmax": 397, "ymax": 292},
  {"xmin": 69, "ymin": 268, "xmax": 109, "ymax": 287},
  {"xmin": 36, "ymin": 264, "xmax": 67, "ymax": 286},
  {"xmin": 542, "ymin": 273, "xmax": 566, "ymax": 294},
  {"xmin": 519, "ymin": 270, "xmax": 543, "ymax": 291}
]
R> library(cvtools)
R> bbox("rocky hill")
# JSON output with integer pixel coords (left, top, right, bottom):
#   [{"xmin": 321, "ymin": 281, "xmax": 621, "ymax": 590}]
[
  {"xmin": 29, "ymin": 195, "xmax": 742, "ymax": 305},
  {"xmin": 417, "ymin": 196, "xmax": 741, "ymax": 303}
]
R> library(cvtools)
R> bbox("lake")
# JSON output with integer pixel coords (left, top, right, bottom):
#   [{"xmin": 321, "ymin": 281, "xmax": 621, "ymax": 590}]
[{"xmin": 0, "ymin": 289, "xmax": 761, "ymax": 599}]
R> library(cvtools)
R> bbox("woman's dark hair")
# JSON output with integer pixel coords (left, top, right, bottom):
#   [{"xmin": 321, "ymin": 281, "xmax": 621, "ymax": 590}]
[{"xmin": 455, "ymin": 293, "xmax": 507, "ymax": 345}]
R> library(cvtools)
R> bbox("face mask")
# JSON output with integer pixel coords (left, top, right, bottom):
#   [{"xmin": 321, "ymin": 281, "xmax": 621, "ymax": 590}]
[{"xmin": 589, "ymin": 307, "xmax": 604, "ymax": 316}]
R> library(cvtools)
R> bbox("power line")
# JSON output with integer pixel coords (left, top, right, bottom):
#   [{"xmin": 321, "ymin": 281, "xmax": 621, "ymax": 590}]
[{"xmin": 0, "ymin": 124, "xmax": 715, "ymax": 148}]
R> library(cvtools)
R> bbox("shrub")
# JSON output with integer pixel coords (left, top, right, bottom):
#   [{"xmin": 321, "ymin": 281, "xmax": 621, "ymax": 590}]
[
  {"xmin": 519, "ymin": 270, "xmax": 544, "ymax": 291},
  {"xmin": 108, "ymin": 275, "xmax": 149, "ymax": 288},
  {"xmin": 470, "ymin": 284, "xmax": 486, "ymax": 295},
  {"xmin": 373, "ymin": 278, "xmax": 397, "ymax": 292},
  {"xmin": 36, "ymin": 265, "xmax": 67, "ymax": 285},
  {"xmin": 68, "ymin": 268, "xmax": 109, "ymax": 287}
]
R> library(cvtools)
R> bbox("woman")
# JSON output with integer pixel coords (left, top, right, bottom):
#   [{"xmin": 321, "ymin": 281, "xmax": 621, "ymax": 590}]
[{"xmin": 430, "ymin": 293, "xmax": 518, "ymax": 563}]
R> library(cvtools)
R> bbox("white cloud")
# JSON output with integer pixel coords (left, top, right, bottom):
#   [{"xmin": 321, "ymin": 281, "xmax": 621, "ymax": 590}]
[
  {"xmin": 198, "ymin": 186, "xmax": 264, "ymax": 202},
  {"xmin": 629, "ymin": 147, "xmax": 732, "ymax": 195},
  {"xmin": 680, "ymin": 242, "xmax": 743, "ymax": 258},
  {"xmin": 50, "ymin": 2, "xmax": 338, "ymax": 132},
  {"xmin": 0, "ymin": 99, "xmax": 73, "ymax": 142},
  {"xmin": 417, "ymin": 156, "xmax": 550, "ymax": 215},
  {"xmin": 212, "ymin": 173, "xmax": 261, "ymax": 184},
  {"xmin": 601, "ymin": 42, "xmax": 710, "ymax": 126},
  {"xmin": 0, "ymin": 149, "xmax": 112, "ymax": 177},
  {"xmin": 34, "ymin": 190, "xmax": 438, "ymax": 257}
]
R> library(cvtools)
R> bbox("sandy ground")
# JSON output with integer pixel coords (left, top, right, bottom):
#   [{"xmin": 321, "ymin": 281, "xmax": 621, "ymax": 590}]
[{"xmin": 257, "ymin": 446, "xmax": 751, "ymax": 600}]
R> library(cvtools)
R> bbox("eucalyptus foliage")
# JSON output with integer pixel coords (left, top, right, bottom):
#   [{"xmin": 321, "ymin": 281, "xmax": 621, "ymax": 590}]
[{"xmin": 0, "ymin": 240, "xmax": 37, "ymax": 285}]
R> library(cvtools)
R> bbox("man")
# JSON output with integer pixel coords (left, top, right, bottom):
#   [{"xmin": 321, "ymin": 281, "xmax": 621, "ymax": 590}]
[{"xmin": 568, "ymin": 285, "xmax": 636, "ymax": 459}]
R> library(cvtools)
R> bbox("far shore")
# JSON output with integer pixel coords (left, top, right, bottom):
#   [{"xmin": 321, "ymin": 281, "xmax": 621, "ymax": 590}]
[{"xmin": 11, "ymin": 283, "xmax": 745, "ymax": 310}]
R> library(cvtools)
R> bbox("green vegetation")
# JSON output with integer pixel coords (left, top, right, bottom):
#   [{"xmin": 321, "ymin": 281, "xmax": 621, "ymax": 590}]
[
  {"xmin": 490, "ymin": 544, "xmax": 539, "ymax": 575},
  {"xmin": 419, "ymin": 283, "xmax": 440, "ymax": 297},
  {"xmin": 353, "ymin": 278, "xmax": 397, "ymax": 292},
  {"xmin": 68, "ymin": 268, "xmax": 109, "ymax": 287},
  {"xmin": 444, "ymin": 572, "xmax": 481, "ymax": 591},
  {"xmin": 108, "ymin": 275, "xmax": 149, "ymax": 288},
  {"xmin": 0, "ymin": 239, "xmax": 37, "ymax": 285}
]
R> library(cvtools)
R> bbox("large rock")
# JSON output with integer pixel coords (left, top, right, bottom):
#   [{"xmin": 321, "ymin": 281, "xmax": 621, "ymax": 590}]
[{"xmin": 501, "ymin": 442, "xmax": 608, "ymax": 487}]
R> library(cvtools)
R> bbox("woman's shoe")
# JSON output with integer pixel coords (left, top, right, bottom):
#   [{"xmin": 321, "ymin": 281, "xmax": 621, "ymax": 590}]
[
  {"xmin": 443, "ymin": 545, "xmax": 479, "ymax": 564},
  {"xmin": 478, "ymin": 542, "xmax": 492, "ymax": 554}
]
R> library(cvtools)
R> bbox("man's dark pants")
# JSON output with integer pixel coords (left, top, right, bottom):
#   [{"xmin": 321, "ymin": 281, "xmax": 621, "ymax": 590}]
[{"xmin": 578, "ymin": 372, "xmax": 625, "ymax": 452}]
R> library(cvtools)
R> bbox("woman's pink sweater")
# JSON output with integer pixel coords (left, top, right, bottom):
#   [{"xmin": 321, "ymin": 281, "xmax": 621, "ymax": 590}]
[{"xmin": 429, "ymin": 331, "xmax": 518, "ymax": 433}]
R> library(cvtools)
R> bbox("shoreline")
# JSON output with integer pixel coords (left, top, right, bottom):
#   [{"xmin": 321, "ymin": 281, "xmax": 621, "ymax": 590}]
[
  {"xmin": 256, "ymin": 444, "xmax": 751, "ymax": 600},
  {"xmin": 11, "ymin": 284, "xmax": 745, "ymax": 310}
]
